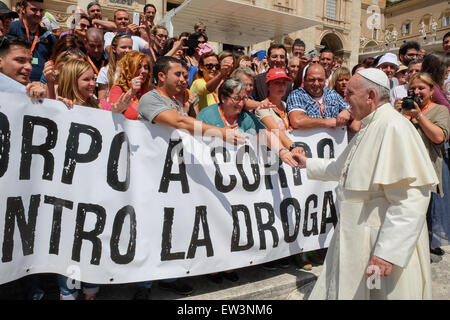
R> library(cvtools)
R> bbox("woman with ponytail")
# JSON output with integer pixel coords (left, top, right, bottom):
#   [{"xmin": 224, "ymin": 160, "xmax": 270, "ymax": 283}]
[{"xmin": 97, "ymin": 34, "xmax": 132, "ymax": 100}]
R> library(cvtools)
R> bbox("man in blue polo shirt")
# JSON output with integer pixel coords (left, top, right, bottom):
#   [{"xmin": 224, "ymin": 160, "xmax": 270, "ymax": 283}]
[{"xmin": 9, "ymin": 0, "xmax": 56, "ymax": 82}]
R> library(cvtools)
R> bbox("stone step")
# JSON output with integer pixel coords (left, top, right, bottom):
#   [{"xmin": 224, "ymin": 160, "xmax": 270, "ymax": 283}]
[{"xmin": 93, "ymin": 260, "xmax": 323, "ymax": 300}]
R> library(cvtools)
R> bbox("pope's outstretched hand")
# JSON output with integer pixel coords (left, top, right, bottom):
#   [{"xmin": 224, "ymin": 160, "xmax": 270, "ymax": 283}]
[{"xmin": 292, "ymin": 148, "xmax": 307, "ymax": 168}]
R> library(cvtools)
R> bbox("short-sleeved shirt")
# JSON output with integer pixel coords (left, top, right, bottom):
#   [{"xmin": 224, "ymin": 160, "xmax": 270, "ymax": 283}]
[
  {"xmin": 109, "ymin": 85, "xmax": 149, "ymax": 120},
  {"xmin": 188, "ymin": 66, "xmax": 198, "ymax": 88},
  {"xmin": 190, "ymin": 78, "xmax": 219, "ymax": 111},
  {"xmin": 196, "ymin": 103, "xmax": 265, "ymax": 135},
  {"xmin": 390, "ymin": 83, "xmax": 408, "ymax": 106},
  {"xmin": 286, "ymin": 87, "xmax": 349, "ymax": 118},
  {"xmin": 104, "ymin": 32, "xmax": 147, "ymax": 52},
  {"xmin": 255, "ymin": 101, "xmax": 290, "ymax": 132},
  {"xmin": 9, "ymin": 20, "xmax": 56, "ymax": 82},
  {"xmin": 138, "ymin": 89, "xmax": 186, "ymax": 123},
  {"xmin": 97, "ymin": 65, "xmax": 110, "ymax": 85}
]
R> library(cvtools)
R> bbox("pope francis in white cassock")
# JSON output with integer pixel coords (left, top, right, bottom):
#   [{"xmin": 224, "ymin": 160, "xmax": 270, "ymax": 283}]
[{"xmin": 297, "ymin": 69, "xmax": 438, "ymax": 300}]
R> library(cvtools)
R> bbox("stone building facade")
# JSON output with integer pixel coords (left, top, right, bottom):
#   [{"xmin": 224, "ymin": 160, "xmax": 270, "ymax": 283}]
[
  {"xmin": 239, "ymin": 0, "xmax": 362, "ymax": 69},
  {"xmin": 11, "ymin": 1, "xmax": 449, "ymax": 68},
  {"xmin": 359, "ymin": 0, "xmax": 450, "ymax": 61}
]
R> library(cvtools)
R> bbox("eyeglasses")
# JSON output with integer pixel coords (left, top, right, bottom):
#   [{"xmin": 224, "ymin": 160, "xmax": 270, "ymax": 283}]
[
  {"xmin": 229, "ymin": 95, "xmax": 248, "ymax": 102},
  {"xmin": 156, "ymin": 34, "xmax": 168, "ymax": 39},
  {"xmin": 204, "ymin": 63, "xmax": 220, "ymax": 70},
  {"xmin": 198, "ymin": 40, "xmax": 206, "ymax": 44},
  {"xmin": 117, "ymin": 32, "xmax": 132, "ymax": 37}
]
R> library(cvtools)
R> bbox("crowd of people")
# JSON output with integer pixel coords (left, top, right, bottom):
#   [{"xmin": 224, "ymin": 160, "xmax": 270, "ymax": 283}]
[{"xmin": 0, "ymin": 0, "xmax": 449, "ymax": 300}]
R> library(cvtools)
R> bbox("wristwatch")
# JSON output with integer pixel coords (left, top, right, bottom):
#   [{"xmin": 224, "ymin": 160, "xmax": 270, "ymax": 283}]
[{"xmin": 289, "ymin": 143, "xmax": 297, "ymax": 151}]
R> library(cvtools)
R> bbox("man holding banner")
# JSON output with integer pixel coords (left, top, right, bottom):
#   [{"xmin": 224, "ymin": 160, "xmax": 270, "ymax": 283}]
[
  {"xmin": 0, "ymin": 35, "xmax": 47, "ymax": 99},
  {"xmin": 296, "ymin": 68, "xmax": 438, "ymax": 299},
  {"xmin": 139, "ymin": 56, "xmax": 246, "ymax": 145}
]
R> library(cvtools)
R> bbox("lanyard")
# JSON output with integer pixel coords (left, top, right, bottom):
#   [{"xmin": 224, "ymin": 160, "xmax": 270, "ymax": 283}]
[
  {"xmin": 86, "ymin": 56, "xmax": 104, "ymax": 75},
  {"xmin": 201, "ymin": 77, "xmax": 219, "ymax": 104},
  {"xmin": 212, "ymin": 92, "xmax": 219, "ymax": 104},
  {"xmin": 420, "ymin": 100, "xmax": 434, "ymax": 114},
  {"xmin": 218, "ymin": 104, "xmax": 237, "ymax": 127},
  {"xmin": 412, "ymin": 100, "xmax": 434, "ymax": 121},
  {"xmin": 312, "ymin": 96, "xmax": 325, "ymax": 118},
  {"xmin": 268, "ymin": 98, "xmax": 289, "ymax": 131},
  {"xmin": 23, "ymin": 20, "xmax": 39, "ymax": 54},
  {"xmin": 156, "ymin": 88, "xmax": 185, "ymax": 116},
  {"xmin": 184, "ymin": 89, "xmax": 191, "ymax": 104},
  {"xmin": 148, "ymin": 47, "xmax": 157, "ymax": 63}
]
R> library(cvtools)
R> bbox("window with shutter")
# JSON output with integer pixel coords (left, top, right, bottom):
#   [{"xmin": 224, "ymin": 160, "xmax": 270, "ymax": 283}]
[{"xmin": 326, "ymin": 0, "xmax": 337, "ymax": 19}]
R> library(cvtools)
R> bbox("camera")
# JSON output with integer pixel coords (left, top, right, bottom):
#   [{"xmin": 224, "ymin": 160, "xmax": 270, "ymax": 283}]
[{"xmin": 401, "ymin": 89, "xmax": 422, "ymax": 110}]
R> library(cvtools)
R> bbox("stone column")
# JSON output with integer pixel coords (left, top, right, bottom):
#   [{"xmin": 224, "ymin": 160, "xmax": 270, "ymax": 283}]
[{"xmin": 348, "ymin": 0, "xmax": 361, "ymax": 68}]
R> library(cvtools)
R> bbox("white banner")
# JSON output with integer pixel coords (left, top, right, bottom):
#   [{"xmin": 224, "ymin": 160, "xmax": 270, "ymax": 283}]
[{"xmin": 0, "ymin": 92, "xmax": 347, "ymax": 285}]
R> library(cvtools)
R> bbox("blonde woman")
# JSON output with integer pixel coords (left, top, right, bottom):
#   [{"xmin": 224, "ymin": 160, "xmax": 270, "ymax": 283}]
[
  {"xmin": 328, "ymin": 67, "xmax": 350, "ymax": 98},
  {"xmin": 108, "ymin": 51, "xmax": 152, "ymax": 119},
  {"xmin": 402, "ymin": 72, "xmax": 450, "ymax": 256},
  {"xmin": 97, "ymin": 34, "xmax": 132, "ymax": 100},
  {"xmin": 57, "ymin": 59, "xmax": 103, "ymax": 110},
  {"xmin": 55, "ymin": 59, "xmax": 102, "ymax": 299},
  {"xmin": 43, "ymin": 49, "xmax": 86, "ymax": 99}
]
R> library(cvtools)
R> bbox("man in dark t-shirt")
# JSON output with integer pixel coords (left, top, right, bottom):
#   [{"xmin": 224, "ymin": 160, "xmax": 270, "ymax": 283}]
[
  {"xmin": 252, "ymin": 44, "xmax": 292, "ymax": 102},
  {"xmin": 9, "ymin": 0, "xmax": 55, "ymax": 82}
]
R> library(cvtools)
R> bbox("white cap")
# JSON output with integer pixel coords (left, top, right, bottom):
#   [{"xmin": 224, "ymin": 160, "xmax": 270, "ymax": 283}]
[
  {"xmin": 357, "ymin": 68, "xmax": 391, "ymax": 90},
  {"xmin": 376, "ymin": 52, "xmax": 399, "ymax": 69},
  {"xmin": 250, "ymin": 50, "xmax": 258, "ymax": 56},
  {"xmin": 41, "ymin": 12, "xmax": 60, "ymax": 31}
]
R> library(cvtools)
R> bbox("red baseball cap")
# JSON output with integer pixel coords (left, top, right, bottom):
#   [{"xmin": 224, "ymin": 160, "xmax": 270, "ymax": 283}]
[{"xmin": 265, "ymin": 68, "xmax": 292, "ymax": 84}]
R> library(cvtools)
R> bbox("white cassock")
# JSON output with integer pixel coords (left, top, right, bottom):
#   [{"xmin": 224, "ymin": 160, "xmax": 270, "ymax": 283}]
[{"xmin": 307, "ymin": 103, "xmax": 438, "ymax": 300}]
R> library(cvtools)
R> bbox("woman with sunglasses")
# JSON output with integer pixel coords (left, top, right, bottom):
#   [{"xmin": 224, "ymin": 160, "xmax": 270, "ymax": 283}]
[
  {"xmin": 184, "ymin": 31, "xmax": 208, "ymax": 87},
  {"xmin": 191, "ymin": 51, "xmax": 233, "ymax": 111},
  {"xmin": 184, "ymin": 31, "xmax": 207, "ymax": 68}
]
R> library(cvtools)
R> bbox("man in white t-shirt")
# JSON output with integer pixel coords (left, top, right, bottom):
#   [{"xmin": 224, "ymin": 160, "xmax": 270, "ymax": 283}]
[{"xmin": 104, "ymin": 9, "xmax": 148, "ymax": 52}]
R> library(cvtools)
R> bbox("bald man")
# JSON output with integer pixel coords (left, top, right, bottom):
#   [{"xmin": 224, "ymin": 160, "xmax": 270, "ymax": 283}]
[
  {"xmin": 287, "ymin": 63, "xmax": 351, "ymax": 130},
  {"xmin": 84, "ymin": 28, "xmax": 107, "ymax": 77}
]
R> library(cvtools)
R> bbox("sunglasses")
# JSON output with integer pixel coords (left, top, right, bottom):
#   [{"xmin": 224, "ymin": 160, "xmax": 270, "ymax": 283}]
[
  {"xmin": 0, "ymin": 34, "xmax": 24, "ymax": 49},
  {"xmin": 204, "ymin": 63, "xmax": 220, "ymax": 70}
]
